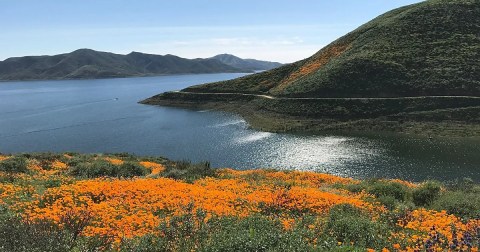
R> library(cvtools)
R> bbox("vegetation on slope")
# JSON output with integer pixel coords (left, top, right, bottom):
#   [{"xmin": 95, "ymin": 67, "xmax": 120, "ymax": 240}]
[
  {"xmin": 0, "ymin": 153, "xmax": 478, "ymax": 251},
  {"xmin": 144, "ymin": 0, "xmax": 480, "ymax": 136},
  {"xmin": 185, "ymin": 0, "xmax": 480, "ymax": 98}
]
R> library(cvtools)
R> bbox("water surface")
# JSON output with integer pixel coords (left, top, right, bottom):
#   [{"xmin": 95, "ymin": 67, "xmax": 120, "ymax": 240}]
[{"xmin": 0, "ymin": 74, "xmax": 479, "ymax": 181}]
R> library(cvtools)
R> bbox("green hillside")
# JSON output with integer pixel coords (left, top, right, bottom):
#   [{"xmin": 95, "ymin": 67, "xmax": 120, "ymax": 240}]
[
  {"xmin": 143, "ymin": 0, "xmax": 480, "ymax": 136},
  {"xmin": 184, "ymin": 0, "xmax": 480, "ymax": 98}
]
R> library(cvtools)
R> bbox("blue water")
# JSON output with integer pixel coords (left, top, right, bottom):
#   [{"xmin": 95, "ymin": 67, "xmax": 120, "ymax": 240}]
[{"xmin": 0, "ymin": 73, "xmax": 479, "ymax": 181}]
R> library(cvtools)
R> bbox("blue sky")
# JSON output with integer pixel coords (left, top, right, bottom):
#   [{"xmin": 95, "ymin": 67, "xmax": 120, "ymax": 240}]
[{"xmin": 0, "ymin": 0, "xmax": 423, "ymax": 63}]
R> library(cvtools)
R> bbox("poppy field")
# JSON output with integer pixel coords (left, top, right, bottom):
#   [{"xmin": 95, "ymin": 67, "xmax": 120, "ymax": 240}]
[{"xmin": 0, "ymin": 153, "xmax": 478, "ymax": 251}]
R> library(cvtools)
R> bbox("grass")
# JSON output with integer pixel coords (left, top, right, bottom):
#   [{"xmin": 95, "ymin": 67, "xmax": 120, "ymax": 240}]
[{"xmin": 0, "ymin": 152, "xmax": 478, "ymax": 251}]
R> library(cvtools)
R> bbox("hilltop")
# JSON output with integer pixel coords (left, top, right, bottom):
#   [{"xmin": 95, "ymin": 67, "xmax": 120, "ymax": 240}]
[
  {"xmin": 0, "ymin": 49, "xmax": 281, "ymax": 81},
  {"xmin": 185, "ymin": 0, "xmax": 480, "ymax": 97},
  {"xmin": 143, "ymin": 0, "xmax": 480, "ymax": 136}
]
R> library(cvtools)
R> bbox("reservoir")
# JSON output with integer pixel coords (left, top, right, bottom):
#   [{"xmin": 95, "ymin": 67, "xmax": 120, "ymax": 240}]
[{"xmin": 0, "ymin": 73, "xmax": 478, "ymax": 181}]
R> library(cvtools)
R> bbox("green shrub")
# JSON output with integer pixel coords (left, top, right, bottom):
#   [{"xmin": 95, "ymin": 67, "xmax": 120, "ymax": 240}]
[
  {"xmin": 162, "ymin": 168, "xmax": 188, "ymax": 180},
  {"xmin": 324, "ymin": 204, "xmax": 389, "ymax": 249},
  {"xmin": 118, "ymin": 235, "xmax": 161, "ymax": 252},
  {"xmin": 199, "ymin": 216, "xmax": 313, "ymax": 252},
  {"xmin": 412, "ymin": 181, "xmax": 441, "ymax": 207},
  {"xmin": 120, "ymin": 213, "xmax": 316, "ymax": 252},
  {"xmin": 69, "ymin": 159, "xmax": 117, "ymax": 178},
  {"xmin": 0, "ymin": 156, "xmax": 28, "ymax": 173},
  {"xmin": 66, "ymin": 154, "xmax": 92, "ymax": 168},
  {"xmin": 120, "ymin": 206, "xmax": 209, "ymax": 252},
  {"xmin": 117, "ymin": 162, "xmax": 148, "ymax": 177},
  {"xmin": 367, "ymin": 180, "xmax": 409, "ymax": 202},
  {"xmin": 343, "ymin": 183, "xmax": 367, "ymax": 193},
  {"xmin": 69, "ymin": 159, "xmax": 147, "ymax": 179},
  {"xmin": 0, "ymin": 216, "xmax": 72, "ymax": 252},
  {"xmin": 445, "ymin": 178, "xmax": 478, "ymax": 193},
  {"xmin": 432, "ymin": 191, "xmax": 480, "ymax": 219},
  {"xmin": 44, "ymin": 179, "xmax": 62, "ymax": 188},
  {"xmin": 163, "ymin": 160, "xmax": 215, "ymax": 182},
  {"xmin": 377, "ymin": 195, "xmax": 397, "ymax": 210},
  {"xmin": 0, "ymin": 214, "xmax": 112, "ymax": 252}
]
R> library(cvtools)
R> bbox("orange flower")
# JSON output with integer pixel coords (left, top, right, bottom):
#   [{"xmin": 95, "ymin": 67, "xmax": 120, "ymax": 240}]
[
  {"xmin": 19, "ymin": 174, "xmax": 380, "ymax": 241},
  {"xmin": 104, "ymin": 157, "xmax": 124, "ymax": 165},
  {"xmin": 51, "ymin": 160, "xmax": 68, "ymax": 170},
  {"xmin": 139, "ymin": 161, "xmax": 165, "ymax": 175},
  {"xmin": 3, "ymin": 153, "xmax": 477, "ymax": 251}
]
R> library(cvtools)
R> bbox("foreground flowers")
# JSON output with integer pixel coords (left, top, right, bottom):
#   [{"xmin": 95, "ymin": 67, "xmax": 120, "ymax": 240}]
[{"xmin": 0, "ymin": 153, "xmax": 478, "ymax": 251}]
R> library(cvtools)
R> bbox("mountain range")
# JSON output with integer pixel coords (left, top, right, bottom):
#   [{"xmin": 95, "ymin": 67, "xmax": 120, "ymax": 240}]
[
  {"xmin": 143, "ymin": 0, "xmax": 480, "ymax": 136},
  {"xmin": 0, "ymin": 49, "xmax": 282, "ymax": 81},
  {"xmin": 211, "ymin": 54, "xmax": 282, "ymax": 72}
]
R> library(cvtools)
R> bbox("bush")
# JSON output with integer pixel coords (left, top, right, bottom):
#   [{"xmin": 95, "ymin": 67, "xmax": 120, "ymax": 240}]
[
  {"xmin": 432, "ymin": 191, "xmax": 480, "ymax": 219},
  {"xmin": 69, "ymin": 160, "xmax": 147, "ymax": 179},
  {"xmin": 445, "ymin": 178, "xmax": 478, "ymax": 193},
  {"xmin": 120, "ymin": 213, "xmax": 316, "ymax": 252},
  {"xmin": 0, "ymin": 216, "xmax": 72, "ymax": 252},
  {"xmin": 120, "ymin": 206, "xmax": 209, "ymax": 252},
  {"xmin": 69, "ymin": 159, "xmax": 117, "ymax": 178},
  {"xmin": 343, "ymin": 183, "xmax": 367, "ymax": 193},
  {"xmin": 0, "ymin": 214, "xmax": 112, "ymax": 252},
  {"xmin": 412, "ymin": 181, "xmax": 441, "ymax": 207},
  {"xmin": 0, "ymin": 157, "xmax": 28, "ymax": 173},
  {"xmin": 377, "ymin": 195, "xmax": 397, "ymax": 210},
  {"xmin": 44, "ymin": 179, "xmax": 62, "ymax": 188},
  {"xmin": 324, "ymin": 204, "xmax": 389, "ymax": 249},
  {"xmin": 367, "ymin": 180, "xmax": 409, "ymax": 202},
  {"xmin": 162, "ymin": 168, "xmax": 188, "ymax": 180},
  {"xmin": 199, "ymin": 216, "xmax": 313, "ymax": 252},
  {"xmin": 117, "ymin": 162, "xmax": 148, "ymax": 177},
  {"xmin": 163, "ymin": 160, "xmax": 215, "ymax": 182}
]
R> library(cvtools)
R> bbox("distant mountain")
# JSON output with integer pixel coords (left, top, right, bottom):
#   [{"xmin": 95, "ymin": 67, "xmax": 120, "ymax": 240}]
[
  {"xmin": 211, "ymin": 54, "xmax": 282, "ymax": 71},
  {"xmin": 0, "ymin": 49, "xmax": 278, "ymax": 81}
]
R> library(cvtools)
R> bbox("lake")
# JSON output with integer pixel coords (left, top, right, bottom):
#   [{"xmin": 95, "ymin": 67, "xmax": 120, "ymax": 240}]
[{"xmin": 0, "ymin": 73, "xmax": 479, "ymax": 182}]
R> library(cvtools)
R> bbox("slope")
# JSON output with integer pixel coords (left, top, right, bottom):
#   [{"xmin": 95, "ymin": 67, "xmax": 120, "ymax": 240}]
[{"xmin": 185, "ymin": 0, "xmax": 480, "ymax": 98}]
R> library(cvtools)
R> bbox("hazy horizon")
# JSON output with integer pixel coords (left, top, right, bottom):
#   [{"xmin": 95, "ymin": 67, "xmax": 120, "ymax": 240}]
[{"xmin": 1, "ymin": 0, "xmax": 423, "ymax": 63}]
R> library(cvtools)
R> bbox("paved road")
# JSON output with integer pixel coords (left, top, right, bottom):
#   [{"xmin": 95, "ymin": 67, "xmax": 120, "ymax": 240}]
[{"xmin": 173, "ymin": 91, "xmax": 480, "ymax": 101}]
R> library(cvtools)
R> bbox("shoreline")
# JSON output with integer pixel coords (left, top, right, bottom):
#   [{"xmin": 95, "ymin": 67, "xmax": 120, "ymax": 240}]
[
  {"xmin": 0, "ymin": 71, "xmax": 253, "ymax": 84},
  {"xmin": 140, "ymin": 92, "xmax": 480, "ymax": 138}
]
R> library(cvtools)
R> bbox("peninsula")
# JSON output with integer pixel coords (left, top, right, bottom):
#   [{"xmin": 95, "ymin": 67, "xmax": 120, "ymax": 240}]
[{"xmin": 142, "ymin": 0, "xmax": 480, "ymax": 136}]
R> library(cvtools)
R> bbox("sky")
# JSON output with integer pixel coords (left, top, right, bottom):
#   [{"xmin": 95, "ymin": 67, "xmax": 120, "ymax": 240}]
[{"xmin": 0, "ymin": 0, "xmax": 424, "ymax": 63}]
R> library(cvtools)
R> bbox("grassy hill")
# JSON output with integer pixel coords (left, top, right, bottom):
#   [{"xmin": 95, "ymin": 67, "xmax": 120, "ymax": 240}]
[
  {"xmin": 144, "ymin": 0, "xmax": 480, "ymax": 136},
  {"xmin": 0, "ymin": 49, "xmax": 281, "ymax": 81},
  {"xmin": 184, "ymin": 0, "xmax": 480, "ymax": 98},
  {"xmin": 0, "ymin": 152, "xmax": 478, "ymax": 251}
]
